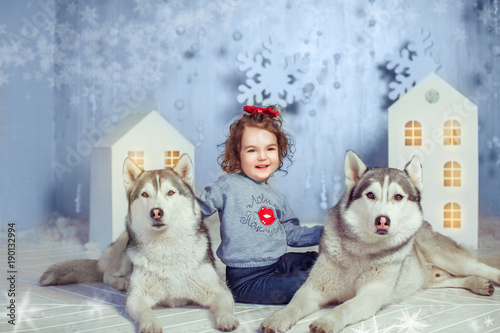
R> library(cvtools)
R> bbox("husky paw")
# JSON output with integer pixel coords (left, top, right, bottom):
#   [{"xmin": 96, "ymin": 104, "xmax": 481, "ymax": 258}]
[
  {"xmin": 215, "ymin": 312, "xmax": 239, "ymax": 332},
  {"xmin": 467, "ymin": 277, "xmax": 495, "ymax": 296},
  {"xmin": 309, "ymin": 317, "xmax": 337, "ymax": 333},
  {"xmin": 139, "ymin": 322, "xmax": 162, "ymax": 333},
  {"xmin": 260, "ymin": 324, "xmax": 287, "ymax": 333},
  {"xmin": 139, "ymin": 313, "xmax": 162, "ymax": 333},
  {"xmin": 108, "ymin": 276, "xmax": 129, "ymax": 291},
  {"xmin": 260, "ymin": 310, "xmax": 294, "ymax": 333}
]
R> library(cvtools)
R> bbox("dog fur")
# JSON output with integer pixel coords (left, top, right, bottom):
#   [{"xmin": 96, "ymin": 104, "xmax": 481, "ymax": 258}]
[
  {"xmin": 40, "ymin": 155, "xmax": 238, "ymax": 333},
  {"xmin": 260, "ymin": 150, "xmax": 500, "ymax": 333}
]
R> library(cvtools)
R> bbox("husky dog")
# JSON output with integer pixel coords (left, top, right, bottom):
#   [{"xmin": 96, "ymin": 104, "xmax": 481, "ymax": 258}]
[
  {"xmin": 40, "ymin": 155, "xmax": 239, "ymax": 333},
  {"xmin": 261, "ymin": 151, "xmax": 500, "ymax": 333}
]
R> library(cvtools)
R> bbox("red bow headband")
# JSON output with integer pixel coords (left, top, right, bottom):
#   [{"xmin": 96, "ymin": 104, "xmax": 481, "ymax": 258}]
[{"xmin": 243, "ymin": 106, "xmax": 279, "ymax": 117}]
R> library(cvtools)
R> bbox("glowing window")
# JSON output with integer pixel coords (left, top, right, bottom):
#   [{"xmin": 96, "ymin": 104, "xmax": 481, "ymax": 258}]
[
  {"xmin": 128, "ymin": 151, "xmax": 144, "ymax": 168},
  {"xmin": 444, "ymin": 120, "xmax": 461, "ymax": 145},
  {"xmin": 165, "ymin": 151, "xmax": 180, "ymax": 168},
  {"xmin": 404, "ymin": 121, "xmax": 422, "ymax": 146},
  {"xmin": 443, "ymin": 203, "xmax": 461, "ymax": 228},
  {"xmin": 444, "ymin": 162, "xmax": 461, "ymax": 187}
]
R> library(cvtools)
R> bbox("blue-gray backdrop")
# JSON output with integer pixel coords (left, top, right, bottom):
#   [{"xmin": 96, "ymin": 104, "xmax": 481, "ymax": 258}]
[{"xmin": 1, "ymin": 0, "xmax": 499, "ymax": 231}]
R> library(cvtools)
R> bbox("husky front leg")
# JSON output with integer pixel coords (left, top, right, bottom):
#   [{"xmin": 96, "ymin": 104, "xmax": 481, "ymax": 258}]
[
  {"xmin": 210, "ymin": 285, "xmax": 239, "ymax": 332},
  {"xmin": 260, "ymin": 281, "xmax": 328, "ymax": 333},
  {"xmin": 190, "ymin": 267, "xmax": 239, "ymax": 331},
  {"xmin": 126, "ymin": 292, "xmax": 162, "ymax": 333},
  {"xmin": 309, "ymin": 282, "xmax": 391, "ymax": 333}
]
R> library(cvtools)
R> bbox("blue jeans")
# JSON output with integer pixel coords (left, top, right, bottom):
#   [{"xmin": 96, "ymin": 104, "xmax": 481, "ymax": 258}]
[{"xmin": 225, "ymin": 252, "xmax": 318, "ymax": 304}]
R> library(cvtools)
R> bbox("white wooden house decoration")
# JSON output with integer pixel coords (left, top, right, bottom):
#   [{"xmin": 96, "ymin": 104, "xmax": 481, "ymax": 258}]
[
  {"xmin": 90, "ymin": 110, "xmax": 195, "ymax": 250},
  {"xmin": 388, "ymin": 73, "xmax": 478, "ymax": 249}
]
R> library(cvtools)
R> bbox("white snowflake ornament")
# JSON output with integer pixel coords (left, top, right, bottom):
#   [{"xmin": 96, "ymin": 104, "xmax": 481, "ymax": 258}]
[
  {"xmin": 385, "ymin": 30, "xmax": 440, "ymax": 101},
  {"xmin": 237, "ymin": 37, "xmax": 309, "ymax": 107}
]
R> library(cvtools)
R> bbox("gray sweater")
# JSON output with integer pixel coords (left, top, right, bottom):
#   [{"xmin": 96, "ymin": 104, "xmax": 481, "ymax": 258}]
[{"xmin": 197, "ymin": 173, "xmax": 323, "ymax": 268}]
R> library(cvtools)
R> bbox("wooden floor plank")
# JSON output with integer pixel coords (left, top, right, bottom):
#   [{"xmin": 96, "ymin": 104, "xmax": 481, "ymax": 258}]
[{"xmin": 2, "ymin": 238, "xmax": 499, "ymax": 332}]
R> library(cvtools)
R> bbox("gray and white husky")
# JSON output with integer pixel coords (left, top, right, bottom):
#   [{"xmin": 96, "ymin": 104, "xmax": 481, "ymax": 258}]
[
  {"xmin": 40, "ymin": 155, "xmax": 238, "ymax": 333},
  {"xmin": 261, "ymin": 150, "xmax": 500, "ymax": 333}
]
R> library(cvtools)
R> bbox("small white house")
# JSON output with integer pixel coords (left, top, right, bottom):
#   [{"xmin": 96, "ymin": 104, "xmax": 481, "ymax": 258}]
[
  {"xmin": 90, "ymin": 110, "xmax": 195, "ymax": 250},
  {"xmin": 388, "ymin": 73, "xmax": 478, "ymax": 249}
]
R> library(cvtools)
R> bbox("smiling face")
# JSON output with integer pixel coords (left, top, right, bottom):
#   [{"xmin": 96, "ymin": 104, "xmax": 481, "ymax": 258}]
[{"xmin": 239, "ymin": 126, "xmax": 280, "ymax": 183}]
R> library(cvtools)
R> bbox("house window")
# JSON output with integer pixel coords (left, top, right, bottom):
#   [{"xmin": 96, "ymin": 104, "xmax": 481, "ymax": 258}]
[
  {"xmin": 128, "ymin": 151, "xmax": 144, "ymax": 168},
  {"xmin": 443, "ymin": 120, "xmax": 461, "ymax": 145},
  {"xmin": 165, "ymin": 151, "xmax": 180, "ymax": 168},
  {"xmin": 443, "ymin": 203, "xmax": 461, "ymax": 228},
  {"xmin": 405, "ymin": 121, "xmax": 422, "ymax": 146},
  {"xmin": 444, "ymin": 162, "xmax": 461, "ymax": 187}
]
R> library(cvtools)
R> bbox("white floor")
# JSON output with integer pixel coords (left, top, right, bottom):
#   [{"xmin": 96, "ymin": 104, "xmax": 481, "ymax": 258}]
[{"xmin": 1, "ymin": 238, "xmax": 500, "ymax": 333}]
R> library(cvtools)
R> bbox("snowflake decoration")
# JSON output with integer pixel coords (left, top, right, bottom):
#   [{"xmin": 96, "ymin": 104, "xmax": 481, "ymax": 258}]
[
  {"xmin": 484, "ymin": 315, "xmax": 495, "ymax": 328},
  {"xmin": 393, "ymin": 308, "xmax": 428, "ymax": 333},
  {"xmin": 0, "ymin": 1, "xmax": 240, "ymax": 98},
  {"xmin": 237, "ymin": 37, "xmax": 309, "ymax": 107},
  {"xmin": 134, "ymin": 0, "xmax": 153, "ymax": 15},
  {"xmin": 433, "ymin": 1, "xmax": 448, "ymax": 15},
  {"xmin": 453, "ymin": 28, "xmax": 468, "ymax": 43},
  {"xmin": 385, "ymin": 29, "xmax": 440, "ymax": 101},
  {"xmin": 350, "ymin": 308, "xmax": 428, "ymax": 333},
  {"xmin": 80, "ymin": 6, "xmax": 98, "ymax": 24},
  {"xmin": 350, "ymin": 315, "xmax": 395, "ymax": 333},
  {"xmin": 405, "ymin": 8, "xmax": 420, "ymax": 23},
  {"xmin": 476, "ymin": 1, "xmax": 500, "ymax": 35},
  {"xmin": 67, "ymin": 2, "xmax": 78, "ymax": 14}
]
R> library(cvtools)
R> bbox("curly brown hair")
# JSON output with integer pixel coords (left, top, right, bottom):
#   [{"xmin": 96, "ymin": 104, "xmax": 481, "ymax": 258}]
[{"xmin": 218, "ymin": 105, "xmax": 294, "ymax": 174}]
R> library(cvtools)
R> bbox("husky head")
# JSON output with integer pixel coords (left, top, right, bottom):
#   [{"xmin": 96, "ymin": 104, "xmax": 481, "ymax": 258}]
[
  {"xmin": 123, "ymin": 154, "xmax": 199, "ymax": 239},
  {"xmin": 342, "ymin": 150, "xmax": 424, "ymax": 246}
]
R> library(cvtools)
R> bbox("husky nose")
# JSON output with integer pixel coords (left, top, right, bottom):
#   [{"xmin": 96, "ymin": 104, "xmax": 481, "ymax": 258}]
[
  {"xmin": 375, "ymin": 216, "xmax": 390, "ymax": 231},
  {"xmin": 150, "ymin": 208, "xmax": 164, "ymax": 220}
]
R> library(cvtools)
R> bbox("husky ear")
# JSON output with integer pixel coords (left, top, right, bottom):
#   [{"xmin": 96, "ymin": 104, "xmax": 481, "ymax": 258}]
[
  {"xmin": 404, "ymin": 156, "xmax": 423, "ymax": 192},
  {"xmin": 344, "ymin": 150, "xmax": 367, "ymax": 190},
  {"xmin": 173, "ymin": 154, "xmax": 193, "ymax": 186},
  {"xmin": 123, "ymin": 158, "xmax": 143, "ymax": 191}
]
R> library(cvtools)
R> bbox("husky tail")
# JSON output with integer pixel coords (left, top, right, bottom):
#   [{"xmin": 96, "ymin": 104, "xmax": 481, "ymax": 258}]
[
  {"xmin": 40, "ymin": 233, "xmax": 131, "ymax": 290},
  {"xmin": 40, "ymin": 259, "xmax": 103, "ymax": 286}
]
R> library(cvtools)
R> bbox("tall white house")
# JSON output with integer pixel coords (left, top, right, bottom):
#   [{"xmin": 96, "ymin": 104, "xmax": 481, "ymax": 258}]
[
  {"xmin": 90, "ymin": 110, "xmax": 195, "ymax": 250},
  {"xmin": 388, "ymin": 73, "xmax": 478, "ymax": 249}
]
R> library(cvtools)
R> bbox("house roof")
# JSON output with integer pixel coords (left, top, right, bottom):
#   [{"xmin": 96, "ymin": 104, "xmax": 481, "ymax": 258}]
[
  {"xmin": 389, "ymin": 73, "xmax": 477, "ymax": 112},
  {"xmin": 96, "ymin": 110, "xmax": 191, "ymax": 148}
]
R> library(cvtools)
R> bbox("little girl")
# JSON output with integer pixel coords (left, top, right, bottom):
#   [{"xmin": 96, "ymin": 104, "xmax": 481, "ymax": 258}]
[{"xmin": 197, "ymin": 105, "xmax": 323, "ymax": 304}]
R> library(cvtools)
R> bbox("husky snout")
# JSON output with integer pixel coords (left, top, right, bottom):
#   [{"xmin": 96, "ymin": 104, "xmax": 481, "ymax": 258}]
[
  {"xmin": 150, "ymin": 208, "xmax": 164, "ymax": 220},
  {"xmin": 375, "ymin": 215, "xmax": 390, "ymax": 234}
]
